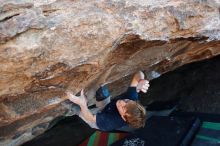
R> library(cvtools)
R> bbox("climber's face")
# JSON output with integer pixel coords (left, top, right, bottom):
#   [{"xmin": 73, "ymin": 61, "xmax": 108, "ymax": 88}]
[{"xmin": 116, "ymin": 99, "xmax": 134, "ymax": 121}]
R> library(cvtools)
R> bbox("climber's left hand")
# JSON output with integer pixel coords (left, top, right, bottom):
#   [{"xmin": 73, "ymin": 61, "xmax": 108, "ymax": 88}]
[{"xmin": 136, "ymin": 79, "xmax": 150, "ymax": 93}]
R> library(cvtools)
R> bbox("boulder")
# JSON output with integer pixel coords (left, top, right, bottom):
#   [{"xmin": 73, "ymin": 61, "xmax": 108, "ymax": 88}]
[{"xmin": 0, "ymin": 0, "xmax": 220, "ymax": 145}]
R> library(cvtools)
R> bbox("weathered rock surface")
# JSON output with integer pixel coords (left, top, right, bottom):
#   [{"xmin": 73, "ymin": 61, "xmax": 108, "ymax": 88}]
[{"xmin": 0, "ymin": 0, "xmax": 220, "ymax": 145}]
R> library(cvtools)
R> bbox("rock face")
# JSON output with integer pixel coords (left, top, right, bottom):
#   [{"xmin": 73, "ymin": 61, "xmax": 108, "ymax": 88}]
[{"xmin": 0, "ymin": 0, "xmax": 220, "ymax": 145}]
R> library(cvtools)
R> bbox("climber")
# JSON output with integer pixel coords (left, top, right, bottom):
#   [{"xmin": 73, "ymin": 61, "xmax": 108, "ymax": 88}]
[{"xmin": 66, "ymin": 71, "xmax": 149, "ymax": 131}]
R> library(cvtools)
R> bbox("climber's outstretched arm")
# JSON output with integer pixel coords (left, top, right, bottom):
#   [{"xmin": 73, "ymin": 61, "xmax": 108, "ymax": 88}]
[{"xmin": 66, "ymin": 90, "xmax": 96, "ymax": 124}]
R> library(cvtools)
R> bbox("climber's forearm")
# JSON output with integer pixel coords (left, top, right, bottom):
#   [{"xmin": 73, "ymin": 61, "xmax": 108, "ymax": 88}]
[
  {"xmin": 130, "ymin": 71, "xmax": 145, "ymax": 87},
  {"xmin": 136, "ymin": 71, "xmax": 145, "ymax": 81},
  {"xmin": 80, "ymin": 105, "xmax": 96, "ymax": 123}
]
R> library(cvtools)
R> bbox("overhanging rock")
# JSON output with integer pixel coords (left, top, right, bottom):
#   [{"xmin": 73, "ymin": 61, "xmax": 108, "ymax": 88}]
[{"xmin": 0, "ymin": 0, "xmax": 220, "ymax": 145}]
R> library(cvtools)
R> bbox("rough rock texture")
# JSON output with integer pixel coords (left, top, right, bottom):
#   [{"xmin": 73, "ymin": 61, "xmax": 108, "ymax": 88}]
[
  {"xmin": 21, "ymin": 54, "xmax": 220, "ymax": 146},
  {"xmin": 0, "ymin": 0, "xmax": 220, "ymax": 145}
]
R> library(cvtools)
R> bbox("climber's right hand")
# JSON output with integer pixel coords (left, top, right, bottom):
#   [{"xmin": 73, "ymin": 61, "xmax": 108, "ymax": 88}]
[{"xmin": 66, "ymin": 90, "xmax": 87, "ymax": 107}]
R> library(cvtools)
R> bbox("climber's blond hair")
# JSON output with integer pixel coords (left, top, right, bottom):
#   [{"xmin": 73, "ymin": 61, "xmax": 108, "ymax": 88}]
[{"xmin": 124, "ymin": 101, "xmax": 147, "ymax": 128}]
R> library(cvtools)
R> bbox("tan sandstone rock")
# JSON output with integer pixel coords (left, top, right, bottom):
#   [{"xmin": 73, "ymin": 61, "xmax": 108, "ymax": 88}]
[{"xmin": 0, "ymin": 0, "xmax": 220, "ymax": 145}]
